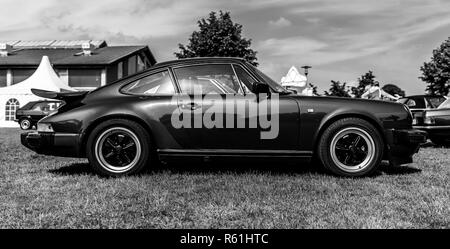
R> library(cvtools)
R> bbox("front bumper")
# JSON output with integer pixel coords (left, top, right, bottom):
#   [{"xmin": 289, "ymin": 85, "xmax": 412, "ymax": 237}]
[
  {"xmin": 413, "ymin": 125, "xmax": 450, "ymax": 137},
  {"xmin": 385, "ymin": 129, "xmax": 428, "ymax": 166},
  {"xmin": 21, "ymin": 132, "xmax": 82, "ymax": 158}
]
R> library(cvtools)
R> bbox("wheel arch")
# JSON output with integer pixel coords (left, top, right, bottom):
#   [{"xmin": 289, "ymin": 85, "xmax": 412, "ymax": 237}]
[
  {"xmin": 313, "ymin": 112, "xmax": 387, "ymax": 156},
  {"xmin": 80, "ymin": 114, "xmax": 156, "ymax": 157}
]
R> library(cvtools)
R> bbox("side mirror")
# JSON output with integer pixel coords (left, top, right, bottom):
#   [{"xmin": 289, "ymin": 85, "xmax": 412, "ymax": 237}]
[{"xmin": 252, "ymin": 82, "xmax": 271, "ymax": 95}]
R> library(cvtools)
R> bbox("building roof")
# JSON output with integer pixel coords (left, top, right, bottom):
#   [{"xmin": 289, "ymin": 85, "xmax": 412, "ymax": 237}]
[
  {"xmin": 0, "ymin": 40, "xmax": 156, "ymax": 67},
  {"xmin": 1, "ymin": 40, "xmax": 107, "ymax": 49}
]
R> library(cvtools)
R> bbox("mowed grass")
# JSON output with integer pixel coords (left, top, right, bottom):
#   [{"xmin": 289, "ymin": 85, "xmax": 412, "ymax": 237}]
[{"xmin": 0, "ymin": 128, "xmax": 449, "ymax": 229}]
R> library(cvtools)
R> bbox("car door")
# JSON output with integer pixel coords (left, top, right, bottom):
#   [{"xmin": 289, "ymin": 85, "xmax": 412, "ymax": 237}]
[
  {"xmin": 171, "ymin": 63, "xmax": 300, "ymax": 151},
  {"xmin": 232, "ymin": 64, "xmax": 300, "ymax": 150}
]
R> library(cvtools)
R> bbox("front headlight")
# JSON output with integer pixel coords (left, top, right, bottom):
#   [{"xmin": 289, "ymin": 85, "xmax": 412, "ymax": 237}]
[{"xmin": 37, "ymin": 123, "xmax": 54, "ymax": 133}]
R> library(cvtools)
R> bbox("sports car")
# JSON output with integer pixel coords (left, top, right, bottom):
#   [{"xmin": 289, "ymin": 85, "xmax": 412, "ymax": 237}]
[{"xmin": 21, "ymin": 57, "xmax": 427, "ymax": 177}]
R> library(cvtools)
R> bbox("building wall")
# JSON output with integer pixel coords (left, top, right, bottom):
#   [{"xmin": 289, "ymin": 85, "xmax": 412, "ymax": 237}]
[{"xmin": 0, "ymin": 50, "xmax": 153, "ymax": 90}]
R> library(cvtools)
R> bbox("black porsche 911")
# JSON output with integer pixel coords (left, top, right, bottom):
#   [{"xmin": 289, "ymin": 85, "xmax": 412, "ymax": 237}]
[{"xmin": 21, "ymin": 57, "xmax": 427, "ymax": 177}]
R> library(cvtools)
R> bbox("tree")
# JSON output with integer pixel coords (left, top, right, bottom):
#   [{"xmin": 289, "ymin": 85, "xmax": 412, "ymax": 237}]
[
  {"xmin": 324, "ymin": 80, "xmax": 352, "ymax": 97},
  {"xmin": 351, "ymin": 71, "xmax": 377, "ymax": 98},
  {"xmin": 382, "ymin": 84, "xmax": 405, "ymax": 97},
  {"xmin": 308, "ymin": 83, "xmax": 319, "ymax": 96},
  {"xmin": 420, "ymin": 37, "xmax": 450, "ymax": 96},
  {"xmin": 175, "ymin": 11, "xmax": 258, "ymax": 66}
]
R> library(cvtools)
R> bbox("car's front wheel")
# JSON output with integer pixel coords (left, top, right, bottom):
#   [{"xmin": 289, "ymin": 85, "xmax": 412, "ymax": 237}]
[
  {"xmin": 317, "ymin": 118, "xmax": 384, "ymax": 177},
  {"xmin": 86, "ymin": 119, "xmax": 151, "ymax": 177},
  {"xmin": 430, "ymin": 136, "xmax": 449, "ymax": 147},
  {"xmin": 20, "ymin": 118, "xmax": 32, "ymax": 130}
]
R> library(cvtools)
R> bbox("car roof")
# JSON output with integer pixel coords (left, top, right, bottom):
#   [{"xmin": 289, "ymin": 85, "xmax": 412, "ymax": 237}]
[
  {"xmin": 153, "ymin": 57, "xmax": 247, "ymax": 68},
  {"xmin": 402, "ymin": 95, "xmax": 444, "ymax": 98}
]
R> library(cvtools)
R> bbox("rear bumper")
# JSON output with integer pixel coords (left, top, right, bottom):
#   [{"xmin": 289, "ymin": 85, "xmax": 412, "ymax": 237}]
[
  {"xmin": 385, "ymin": 129, "xmax": 427, "ymax": 166},
  {"xmin": 21, "ymin": 132, "xmax": 82, "ymax": 158}
]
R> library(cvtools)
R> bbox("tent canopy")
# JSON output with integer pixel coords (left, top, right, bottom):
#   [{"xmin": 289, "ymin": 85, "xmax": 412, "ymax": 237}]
[
  {"xmin": 281, "ymin": 66, "xmax": 307, "ymax": 88},
  {"xmin": 0, "ymin": 56, "xmax": 75, "ymax": 95}
]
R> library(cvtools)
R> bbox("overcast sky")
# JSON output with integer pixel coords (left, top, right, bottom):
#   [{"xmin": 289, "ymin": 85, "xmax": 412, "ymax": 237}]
[{"xmin": 1, "ymin": 0, "xmax": 450, "ymax": 95}]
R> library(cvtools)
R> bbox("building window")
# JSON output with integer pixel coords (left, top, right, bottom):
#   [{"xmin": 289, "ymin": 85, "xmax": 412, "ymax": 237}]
[
  {"xmin": 5, "ymin": 98, "xmax": 20, "ymax": 121},
  {"xmin": 0, "ymin": 69, "xmax": 6, "ymax": 87},
  {"xmin": 12, "ymin": 69, "xmax": 36, "ymax": 84},
  {"xmin": 68, "ymin": 69, "xmax": 102, "ymax": 88},
  {"xmin": 117, "ymin": 62, "xmax": 123, "ymax": 79},
  {"xmin": 56, "ymin": 69, "xmax": 69, "ymax": 84},
  {"xmin": 128, "ymin": 55, "xmax": 137, "ymax": 75}
]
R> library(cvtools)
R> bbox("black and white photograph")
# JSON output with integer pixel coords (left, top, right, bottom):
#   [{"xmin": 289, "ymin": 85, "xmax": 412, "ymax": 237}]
[{"xmin": 0, "ymin": 0, "xmax": 449, "ymax": 245}]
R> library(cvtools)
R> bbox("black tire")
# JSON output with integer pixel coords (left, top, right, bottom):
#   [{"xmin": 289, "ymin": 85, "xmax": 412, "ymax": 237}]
[
  {"xmin": 20, "ymin": 118, "xmax": 32, "ymax": 130},
  {"xmin": 430, "ymin": 136, "xmax": 449, "ymax": 147},
  {"xmin": 317, "ymin": 118, "xmax": 384, "ymax": 177},
  {"xmin": 86, "ymin": 119, "xmax": 151, "ymax": 177}
]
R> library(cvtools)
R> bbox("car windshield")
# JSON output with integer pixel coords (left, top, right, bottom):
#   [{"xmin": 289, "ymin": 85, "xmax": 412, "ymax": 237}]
[
  {"xmin": 397, "ymin": 98, "xmax": 408, "ymax": 104},
  {"xmin": 438, "ymin": 98, "xmax": 450, "ymax": 109},
  {"xmin": 427, "ymin": 96, "xmax": 447, "ymax": 108},
  {"xmin": 245, "ymin": 63, "xmax": 288, "ymax": 93}
]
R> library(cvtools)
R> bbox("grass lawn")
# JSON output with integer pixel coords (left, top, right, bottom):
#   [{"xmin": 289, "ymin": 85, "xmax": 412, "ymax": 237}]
[{"xmin": 0, "ymin": 128, "xmax": 449, "ymax": 229}]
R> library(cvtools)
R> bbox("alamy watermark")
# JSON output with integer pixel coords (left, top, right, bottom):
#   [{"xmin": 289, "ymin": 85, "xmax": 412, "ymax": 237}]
[{"xmin": 170, "ymin": 91, "xmax": 280, "ymax": 140}]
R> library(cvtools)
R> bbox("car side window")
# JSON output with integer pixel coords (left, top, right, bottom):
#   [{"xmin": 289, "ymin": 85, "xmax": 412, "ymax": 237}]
[
  {"xmin": 174, "ymin": 64, "xmax": 242, "ymax": 95},
  {"xmin": 32, "ymin": 103, "xmax": 45, "ymax": 111},
  {"xmin": 410, "ymin": 98, "xmax": 426, "ymax": 108},
  {"xmin": 122, "ymin": 70, "xmax": 175, "ymax": 95},
  {"xmin": 233, "ymin": 65, "xmax": 256, "ymax": 93}
]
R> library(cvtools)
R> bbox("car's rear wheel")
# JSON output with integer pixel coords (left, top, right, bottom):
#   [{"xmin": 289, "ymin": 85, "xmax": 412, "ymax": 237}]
[
  {"xmin": 87, "ymin": 119, "xmax": 151, "ymax": 177},
  {"xmin": 317, "ymin": 118, "xmax": 384, "ymax": 177},
  {"xmin": 20, "ymin": 118, "xmax": 32, "ymax": 130}
]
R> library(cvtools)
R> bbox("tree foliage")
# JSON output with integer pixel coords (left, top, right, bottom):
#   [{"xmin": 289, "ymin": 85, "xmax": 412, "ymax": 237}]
[
  {"xmin": 324, "ymin": 80, "xmax": 352, "ymax": 97},
  {"xmin": 382, "ymin": 84, "xmax": 405, "ymax": 97},
  {"xmin": 175, "ymin": 11, "xmax": 258, "ymax": 66},
  {"xmin": 420, "ymin": 37, "xmax": 450, "ymax": 96},
  {"xmin": 351, "ymin": 71, "xmax": 377, "ymax": 98},
  {"xmin": 308, "ymin": 83, "xmax": 319, "ymax": 96}
]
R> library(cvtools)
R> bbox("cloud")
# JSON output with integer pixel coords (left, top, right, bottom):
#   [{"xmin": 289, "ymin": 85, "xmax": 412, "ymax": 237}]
[
  {"xmin": 0, "ymin": 0, "xmax": 449, "ymax": 95},
  {"xmin": 268, "ymin": 17, "xmax": 292, "ymax": 28}
]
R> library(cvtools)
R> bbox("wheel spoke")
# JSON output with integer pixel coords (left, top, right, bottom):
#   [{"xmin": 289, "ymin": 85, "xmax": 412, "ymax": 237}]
[
  {"xmin": 122, "ymin": 141, "xmax": 135, "ymax": 150},
  {"xmin": 106, "ymin": 138, "xmax": 115, "ymax": 148},
  {"xmin": 344, "ymin": 154, "xmax": 351, "ymax": 165},
  {"xmin": 122, "ymin": 153, "xmax": 131, "ymax": 164},
  {"xmin": 352, "ymin": 136, "xmax": 361, "ymax": 146},
  {"xmin": 335, "ymin": 144, "xmax": 349, "ymax": 151},
  {"xmin": 104, "ymin": 150, "xmax": 115, "ymax": 159}
]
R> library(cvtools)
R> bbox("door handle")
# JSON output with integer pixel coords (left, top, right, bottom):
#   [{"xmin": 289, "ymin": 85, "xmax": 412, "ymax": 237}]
[{"xmin": 181, "ymin": 102, "xmax": 201, "ymax": 110}]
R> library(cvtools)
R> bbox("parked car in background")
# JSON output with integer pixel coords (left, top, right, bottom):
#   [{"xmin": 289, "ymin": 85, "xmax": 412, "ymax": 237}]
[
  {"xmin": 21, "ymin": 57, "xmax": 427, "ymax": 177},
  {"xmin": 397, "ymin": 95, "xmax": 447, "ymax": 115},
  {"xmin": 15, "ymin": 100, "xmax": 62, "ymax": 130},
  {"xmin": 412, "ymin": 98, "xmax": 450, "ymax": 146}
]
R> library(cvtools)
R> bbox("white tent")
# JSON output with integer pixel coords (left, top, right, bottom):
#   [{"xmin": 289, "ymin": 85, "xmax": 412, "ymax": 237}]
[
  {"xmin": 280, "ymin": 66, "xmax": 313, "ymax": 96},
  {"xmin": 0, "ymin": 56, "xmax": 75, "ymax": 127},
  {"xmin": 281, "ymin": 66, "xmax": 307, "ymax": 87}
]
